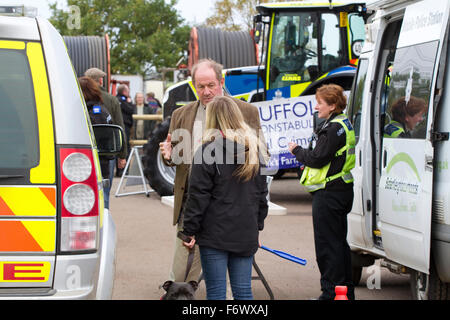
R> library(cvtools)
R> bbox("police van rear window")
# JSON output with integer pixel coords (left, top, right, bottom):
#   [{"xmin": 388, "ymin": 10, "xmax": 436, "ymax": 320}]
[{"xmin": 0, "ymin": 49, "xmax": 39, "ymax": 169}]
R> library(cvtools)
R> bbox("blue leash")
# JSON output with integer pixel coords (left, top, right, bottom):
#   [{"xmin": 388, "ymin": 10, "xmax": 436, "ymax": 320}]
[{"xmin": 260, "ymin": 245, "xmax": 307, "ymax": 266}]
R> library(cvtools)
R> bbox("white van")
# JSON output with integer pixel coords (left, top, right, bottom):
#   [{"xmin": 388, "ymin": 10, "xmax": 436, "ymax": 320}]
[
  {"xmin": 346, "ymin": 0, "xmax": 450, "ymax": 299},
  {"xmin": 0, "ymin": 9, "xmax": 123, "ymax": 299}
]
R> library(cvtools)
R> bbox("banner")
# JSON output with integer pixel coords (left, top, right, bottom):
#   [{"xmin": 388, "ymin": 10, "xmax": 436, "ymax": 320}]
[{"xmin": 253, "ymin": 95, "xmax": 317, "ymax": 171}]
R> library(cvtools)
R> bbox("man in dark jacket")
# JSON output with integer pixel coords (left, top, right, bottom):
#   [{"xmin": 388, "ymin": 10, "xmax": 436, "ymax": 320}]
[
  {"xmin": 84, "ymin": 68, "xmax": 127, "ymax": 207},
  {"xmin": 116, "ymin": 84, "xmax": 136, "ymax": 176}
]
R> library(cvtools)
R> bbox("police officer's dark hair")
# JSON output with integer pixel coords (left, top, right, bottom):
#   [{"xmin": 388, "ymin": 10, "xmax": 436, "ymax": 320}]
[
  {"xmin": 316, "ymin": 84, "xmax": 347, "ymax": 113},
  {"xmin": 79, "ymin": 76, "xmax": 103, "ymax": 103},
  {"xmin": 391, "ymin": 96, "xmax": 427, "ymax": 122}
]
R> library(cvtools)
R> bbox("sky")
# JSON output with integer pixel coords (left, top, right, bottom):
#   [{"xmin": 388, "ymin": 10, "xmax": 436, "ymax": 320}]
[{"xmin": 1, "ymin": 0, "xmax": 215, "ymax": 25}]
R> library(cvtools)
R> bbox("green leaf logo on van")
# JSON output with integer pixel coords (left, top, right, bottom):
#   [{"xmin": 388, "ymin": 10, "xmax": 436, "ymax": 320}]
[{"xmin": 386, "ymin": 152, "xmax": 421, "ymax": 182}]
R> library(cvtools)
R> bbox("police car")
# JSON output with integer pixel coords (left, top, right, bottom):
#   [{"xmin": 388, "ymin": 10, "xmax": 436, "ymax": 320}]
[{"xmin": 0, "ymin": 6, "xmax": 123, "ymax": 299}]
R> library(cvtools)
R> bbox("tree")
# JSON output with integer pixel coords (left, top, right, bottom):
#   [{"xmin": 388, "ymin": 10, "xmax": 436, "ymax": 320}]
[
  {"xmin": 49, "ymin": 0, "xmax": 191, "ymax": 76},
  {"xmin": 204, "ymin": 0, "xmax": 256, "ymax": 31},
  {"xmin": 204, "ymin": 0, "xmax": 290, "ymax": 32}
]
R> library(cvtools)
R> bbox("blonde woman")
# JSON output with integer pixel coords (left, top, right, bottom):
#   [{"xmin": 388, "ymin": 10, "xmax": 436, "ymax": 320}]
[{"xmin": 180, "ymin": 96, "xmax": 268, "ymax": 300}]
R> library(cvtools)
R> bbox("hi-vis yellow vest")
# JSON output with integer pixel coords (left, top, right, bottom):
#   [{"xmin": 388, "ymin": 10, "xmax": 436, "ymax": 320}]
[{"xmin": 300, "ymin": 114, "xmax": 356, "ymax": 192}]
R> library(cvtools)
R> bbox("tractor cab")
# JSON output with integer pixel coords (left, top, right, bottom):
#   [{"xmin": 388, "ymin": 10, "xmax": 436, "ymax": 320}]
[{"xmin": 255, "ymin": 1, "xmax": 367, "ymax": 99}]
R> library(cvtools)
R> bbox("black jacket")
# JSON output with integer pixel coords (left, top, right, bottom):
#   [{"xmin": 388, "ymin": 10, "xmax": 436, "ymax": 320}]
[
  {"xmin": 116, "ymin": 94, "xmax": 135, "ymax": 128},
  {"xmin": 182, "ymin": 137, "xmax": 268, "ymax": 257},
  {"xmin": 292, "ymin": 113, "xmax": 353, "ymax": 192},
  {"xmin": 85, "ymin": 100, "xmax": 113, "ymax": 179}
]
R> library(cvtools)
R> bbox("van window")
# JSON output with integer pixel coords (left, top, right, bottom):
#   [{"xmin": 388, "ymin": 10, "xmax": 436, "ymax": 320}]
[
  {"xmin": 0, "ymin": 49, "xmax": 39, "ymax": 169},
  {"xmin": 347, "ymin": 58, "xmax": 369, "ymax": 143},
  {"xmin": 268, "ymin": 12, "xmax": 319, "ymax": 90},
  {"xmin": 320, "ymin": 13, "xmax": 342, "ymax": 71},
  {"xmin": 349, "ymin": 13, "xmax": 365, "ymax": 58},
  {"xmin": 385, "ymin": 41, "xmax": 438, "ymax": 139}
]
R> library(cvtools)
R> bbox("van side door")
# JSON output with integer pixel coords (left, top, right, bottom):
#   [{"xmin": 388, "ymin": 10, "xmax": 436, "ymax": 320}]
[
  {"xmin": 378, "ymin": 0, "xmax": 449, "ymax": 273},
  {"xmin": 346, "ymin": 56, "xmax": 373, "ymax": 249}
]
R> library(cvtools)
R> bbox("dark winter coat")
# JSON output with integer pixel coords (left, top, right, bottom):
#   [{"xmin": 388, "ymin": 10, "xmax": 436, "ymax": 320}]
[
  {"xmin": 86, "ymin": 100, "xmax": 113, "ymax": 179},
  {"xmin": 182, "ymin": 137, "xmax": 268, "ymax": 257},
  {"xmin": 100, "ymin": 87, "xmax": 127, "ymax": 158},
  {"xmin": 167, "ymin": 98, "xmax": 264, "ymax": 226},
  {"xmin": 116, "ymin": 94, "xmax": 135, "ymax": 128}
]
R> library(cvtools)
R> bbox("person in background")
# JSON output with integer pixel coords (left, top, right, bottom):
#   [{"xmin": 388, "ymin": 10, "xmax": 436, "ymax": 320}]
[
  {"xmin": 116, "ymin": 84, "xmax": 135, "ymax": 176},
  {"xmin": 146, "ymin": 91, "xmax": 162, "ymax": 109},
  {"xmin": 384, "ymin": 96, "xmax": 427, "ymax": 138},
  {"xmin": 84, "ymin": 68, "xmax": 127, "ymax": 208},
  {"xmin": 133, "ymin": 92, "xmax": 152, "ymax": 140},
  {"xmin": 78, "ymin": 76, "xmax": 113, "ymax": 187},
  {"xmin": 145, "ymin": 92, "xmax": 162, "ymax": 136},
  {"xmin": 180, "ymin": 96, "xmax": 268, "ymax": 300},
  {"xmin": 288, "ymin": 84, "xmax": 356, "ymax": 300}
]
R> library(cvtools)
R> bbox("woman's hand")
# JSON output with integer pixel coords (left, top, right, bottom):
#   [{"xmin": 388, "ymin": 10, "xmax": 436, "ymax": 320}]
[
  {"xmin": 288, "ymin": 141, "xmax": 298, "ymax": 154},
  {"xmin": 183, "ymin": 236, "xmax": 196, "ymax": 249}
]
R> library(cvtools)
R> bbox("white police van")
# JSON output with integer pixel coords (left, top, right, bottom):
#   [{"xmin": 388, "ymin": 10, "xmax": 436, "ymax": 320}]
[
  {"xmin": 0, "ymin": 7, "xmax": 123, "ymax": 299},
  {"xmin": 346, "ymin": 0, "xmax": 450, "ymax": 299}
]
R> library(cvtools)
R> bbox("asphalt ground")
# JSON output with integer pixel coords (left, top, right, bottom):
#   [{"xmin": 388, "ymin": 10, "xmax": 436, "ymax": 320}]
[{"xmin": 109, "ymin": 172, "xmax": 411, "ymax": 300}]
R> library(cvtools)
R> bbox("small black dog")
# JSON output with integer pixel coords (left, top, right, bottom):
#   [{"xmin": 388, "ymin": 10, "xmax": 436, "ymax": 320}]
[{"xmin": 161, "ymin": 280, "xmax": 198, "ymax": 300}]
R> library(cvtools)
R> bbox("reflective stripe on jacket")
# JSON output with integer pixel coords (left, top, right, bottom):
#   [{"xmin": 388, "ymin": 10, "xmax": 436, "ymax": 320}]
[{"xmin": 300, "ymin": 114, "xmax": 356, "ymax": 192}]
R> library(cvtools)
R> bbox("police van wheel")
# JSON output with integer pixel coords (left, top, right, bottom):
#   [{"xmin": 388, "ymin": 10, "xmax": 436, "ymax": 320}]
[
  {"xmin": 410, "ymin": 258, "xmax": 449, "ymax": 300},
  {"xmin": 142, "ymin": 118, "xmax": 175, "ymax": 197}
]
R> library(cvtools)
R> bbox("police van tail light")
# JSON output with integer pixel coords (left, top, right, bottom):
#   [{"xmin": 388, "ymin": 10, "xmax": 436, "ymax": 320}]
[{"xmin": 59, "ymin": 148, "xmax": 99, "ymax": 252}]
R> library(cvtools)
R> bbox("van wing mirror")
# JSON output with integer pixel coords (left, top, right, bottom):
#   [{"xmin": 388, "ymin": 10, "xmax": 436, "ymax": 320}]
[{"xmin": 92, "ymin": 124, "xmax": 124, "ymax": 156}]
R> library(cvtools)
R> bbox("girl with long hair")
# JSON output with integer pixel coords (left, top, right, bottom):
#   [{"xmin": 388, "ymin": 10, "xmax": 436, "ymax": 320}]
[{"xmin": 180, "ymin": 96, "xmax": 268, "ymax": 300}]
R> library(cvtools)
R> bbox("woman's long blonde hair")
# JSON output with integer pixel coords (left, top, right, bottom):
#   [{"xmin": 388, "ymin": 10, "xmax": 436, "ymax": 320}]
[{"xmin": 203, "ymin": 96, "xmax": 261, "ymax": 181}]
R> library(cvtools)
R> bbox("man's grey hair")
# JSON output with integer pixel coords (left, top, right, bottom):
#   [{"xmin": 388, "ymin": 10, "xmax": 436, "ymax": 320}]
[{"xmin": 191, "ymin": 59, "xmax": 223, "ymax": 85}]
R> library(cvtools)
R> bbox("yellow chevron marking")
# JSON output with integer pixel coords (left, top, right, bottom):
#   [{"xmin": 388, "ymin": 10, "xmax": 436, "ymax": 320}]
[
  {"xmin": 21, "ymin": 220, "xmax": 56, "ymax": 252},
  {"xmin": 0, "ymin": 187, "xmax": 56, "ymax": 216}
]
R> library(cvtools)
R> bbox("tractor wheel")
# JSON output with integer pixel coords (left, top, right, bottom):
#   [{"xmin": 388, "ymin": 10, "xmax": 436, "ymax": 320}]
[{"xmin": 142, "ymin": 118, "xmax": 175, "ymax": 197}]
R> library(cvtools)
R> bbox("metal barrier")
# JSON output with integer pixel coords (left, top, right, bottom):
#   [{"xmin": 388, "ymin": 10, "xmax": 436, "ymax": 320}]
[
  {"xmin": 114, "ymin": 114, "xmax": 164, "ymax": 197},
  {"xmin": 115, "ymin": 145, "xmax": 152, "ymax": 197}
]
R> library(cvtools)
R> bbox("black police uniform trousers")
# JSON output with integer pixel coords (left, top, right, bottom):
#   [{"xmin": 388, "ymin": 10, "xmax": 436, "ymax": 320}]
[{"xmin": 311, "ymin": 187, "xmax": 355, "ymax": 300}]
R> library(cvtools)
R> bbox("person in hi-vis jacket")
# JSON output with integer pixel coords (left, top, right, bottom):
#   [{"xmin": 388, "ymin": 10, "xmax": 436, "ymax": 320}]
[{"xmin": 289, "ymin": 84, "xmax": 356, "ymax": 300}]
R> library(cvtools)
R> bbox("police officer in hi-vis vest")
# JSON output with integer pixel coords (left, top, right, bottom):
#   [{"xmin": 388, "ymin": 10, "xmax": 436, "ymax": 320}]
[
  {"xmin": 383, "ymin": 96, "xmax": 427, "ymax": 139},
  {"xmin": 288, "ymin": 84, "xmax": 356, "ymax": 300}
]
